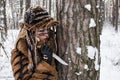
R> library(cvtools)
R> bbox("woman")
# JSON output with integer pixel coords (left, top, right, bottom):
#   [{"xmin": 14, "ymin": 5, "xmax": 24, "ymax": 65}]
[{"xmin": 11, "ymin": 6, "xmax": 59, "ymax": 80}]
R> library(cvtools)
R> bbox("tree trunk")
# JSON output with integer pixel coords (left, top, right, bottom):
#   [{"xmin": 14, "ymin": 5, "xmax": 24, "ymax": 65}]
[
  {"xmin": 20, "ymin": 0, "xmax": 23, "ymax": 18},
  {"xmin": 99, "ymin": 0, "xmax": 105, "ymax": 33},
  {"xmin": 56, "ymin": 0, "xmax": 101, "ymax": 80},
  {"xmin": 25, "ymin": 0, "xmax": 31, "ymax": 10},
  {"xmin": 3, "ymin": 0, "xmax": 7, "ymax": 36},
  {"xmin": 0, "ymin": 0, "xmax": 7, "ymax": 40},
  {"xmin": 112, "ymin": 1, "xmax": 115, "ymax": 27},
  {"xmin": 115, "ymin": 0, "xmax": 118, "ymax": 31},
  {"xmin": 49, "ymin": 0, "xmax": 51, "ymax": 15},
  {"xmin": 43, "ymin": 0, "xmax": 46, "ymax": 7},
  {"xmin": 9, "ymin": 0, "xmax": 16, "ymax": 29}
]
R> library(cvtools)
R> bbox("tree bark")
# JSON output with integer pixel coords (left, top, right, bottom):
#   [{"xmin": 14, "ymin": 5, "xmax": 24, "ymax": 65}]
[
  {"xmin": 9, "ymin": 0, "xmax": 16, "ymax": 29},
  {"xmin": 25, "ymin": 0, "xmax": 31, "ymax": 10},
  {"xmin": 49, "ymin": 0, "xmax": 51, "ymax": 15},
  {"xmin": 56, "ymin": 0, "xmax": 101, "ymax": 80},
  {"xmin": 3, "ymin": 0, "xmax": 7, "ymax": 36},
  {"xmin": 0, "ymin": 0, "xmax": 7, "ymax": 40},
  {"xmin": 20, "ymin": 0, "xmax": 23, "ymax": 18},
  {"xmin": 43, "ymin": 0, "xmax": 46, "ymax": 7},
  {"xmin": 115, "ymin": 0, "xmax": 118, "ymax": 31}
]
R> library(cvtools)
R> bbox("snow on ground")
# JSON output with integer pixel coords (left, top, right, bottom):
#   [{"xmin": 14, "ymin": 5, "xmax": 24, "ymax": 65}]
[
  {"xmin": 100, "ymin": 22, "xmax": 120, "ymax": 80},
  {"xmin": 0, "ymin": 29, "xmax": 20, "ymax": 80},
  {"xmin": 0, "ymin": 22, "xmax": 120, "ymax": 80}
]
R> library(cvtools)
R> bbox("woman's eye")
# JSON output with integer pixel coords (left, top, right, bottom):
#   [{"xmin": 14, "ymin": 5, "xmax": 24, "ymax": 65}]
[{"xmin": 39, "ymin": 29, "xmax": 45, "ymax": 32}]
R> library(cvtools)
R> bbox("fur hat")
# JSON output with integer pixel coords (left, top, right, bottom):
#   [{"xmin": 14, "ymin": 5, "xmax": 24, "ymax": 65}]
[{"xmin": 24, "ymin": 6, "xmax": 59, "ymax": 30}]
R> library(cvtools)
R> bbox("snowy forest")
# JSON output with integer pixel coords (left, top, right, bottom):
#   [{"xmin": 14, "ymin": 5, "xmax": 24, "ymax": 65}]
[{"xmin": 0, "ymin": 0, "xmax": 120, "ymax": 80}]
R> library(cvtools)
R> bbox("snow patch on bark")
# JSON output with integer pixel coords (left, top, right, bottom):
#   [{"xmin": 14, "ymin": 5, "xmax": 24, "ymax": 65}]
[
  {"xmin": 84, "ymin": 4, "xmax": 91, "ymax": 11},
  {"xmin": 76, "ymin": 47, "xmax": 81, "ymax": 55},
  {"xmin": 86, "ymin": 46, "xmax": 99, "ymax": 70},
  {"xmin": 75, "ymin": 71, "xmax": 82, "ymax": 76},
  {"xmin": 84, "ymin": 64, "xmax": 89, "ymax": 70},
  {"xmin": 89, "ymin": 18, "xmax": 96, "ymax": 28}
]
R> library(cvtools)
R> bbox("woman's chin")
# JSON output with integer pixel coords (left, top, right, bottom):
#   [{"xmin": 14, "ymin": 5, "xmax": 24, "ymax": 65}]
[{"xmin": 40, "ymin": 39, "xmax": 45, "ymax": 43}]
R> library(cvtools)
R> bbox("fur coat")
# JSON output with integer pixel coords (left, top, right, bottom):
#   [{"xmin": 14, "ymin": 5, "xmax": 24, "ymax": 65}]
[{"xmin": 11, "ymin": 27, "xmax": 58, "ymax": 80}]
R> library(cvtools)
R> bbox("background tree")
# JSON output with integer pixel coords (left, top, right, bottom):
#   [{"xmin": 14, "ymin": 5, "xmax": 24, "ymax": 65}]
[
  {"xmin": 3, "ymin": 0, "xmax": 7, "ymax": 36},
  {"xmin": 49, "ymin": 0, "xmax": 51, "ymax": 15},
  {"xmin": 0, "ymin": 0, "xmax": 7, "ymax": 41},
  {"xmin": 20, "ymin": 0, "xmax": 24, "ymax": 19},
  {"xmin": 0, "ymin": 0, "xmax": 7, "ymax": 63},
  {"xmin": 99, "ymin": 0, "xmax": 105, "ymax": 32},
  {"xmin": 56, "ymin": 0, "xmax": 102, "ymax": 80},
  {"xmin": 25, "ymin": 0, "xmax": 31, "ymax": 10},
  {"xmin": 105, "ymin": 0, "xmax": 119, "ymax": 31},
  {"xmin": 114, "ymin": 0, "xmax": 119, "ymax": 31},
  {"xmin": 9, "ymin": 0, "xmax": 16, "ymax": 29},
  {"xmin": 111, "ymin": 0, "xmax": 119, "ymax": 31}
]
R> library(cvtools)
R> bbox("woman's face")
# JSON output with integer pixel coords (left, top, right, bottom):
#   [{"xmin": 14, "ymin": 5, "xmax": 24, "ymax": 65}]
[{"xmin": 35, "ymin": 27, "xmax": 49, "ymax": 43}]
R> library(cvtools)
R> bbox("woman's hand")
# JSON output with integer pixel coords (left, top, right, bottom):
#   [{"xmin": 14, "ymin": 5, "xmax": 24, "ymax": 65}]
[{"xmin": 40, "ymin": 45, "xmax": 52, "ymax": 64}]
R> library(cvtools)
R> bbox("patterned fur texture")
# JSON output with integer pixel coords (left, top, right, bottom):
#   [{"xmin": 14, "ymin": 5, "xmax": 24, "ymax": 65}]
[
  {"xmin": 24, "ymin": 6, "xmax": 59, "ymax": 30},
  {"xmin": 11, "ymin": 28, "xmax": 58, "ymax": 80}
]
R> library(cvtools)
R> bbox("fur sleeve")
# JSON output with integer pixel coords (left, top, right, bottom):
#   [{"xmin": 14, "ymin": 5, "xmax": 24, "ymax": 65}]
[{"xmin": 17, "ymin": 38, "xmax": 28, "ymax": 56}]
